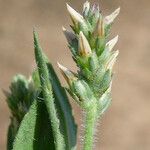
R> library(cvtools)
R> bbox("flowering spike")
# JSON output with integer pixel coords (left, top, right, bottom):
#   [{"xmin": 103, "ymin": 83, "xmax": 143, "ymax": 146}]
[
  {"xmin": 106, "ymin": 35, "xmax": 118, "ymax": 51},
  {"xmin": 66, "ymin": 3, "xmax": 84, "ymax": 24},
  {"xmin": 62, "ymin": 26, "xmax": 76, "ymax": 44},
  {"xmin": 57, "ymin": 62, "xmax": 77, "ymax": 84},
  {"xmin": 78, "ymin": 31, "xmax": 92, "ymax": 56},
  {"xmin": 106, "ymin": 50, "xmax": 119, "ymax": 70},
  {"xmin": 60, "ymin": 2, "xmax": 119, "ymax": 150},
  {"xmin": 104, "ymin": 7, "xmax": 120, "ymax": 25}
]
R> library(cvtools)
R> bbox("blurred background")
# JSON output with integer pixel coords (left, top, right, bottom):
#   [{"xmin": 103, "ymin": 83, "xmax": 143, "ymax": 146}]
[{"xmin": 0, "ymin": 0, "xmax": 150, "ymax": 149}]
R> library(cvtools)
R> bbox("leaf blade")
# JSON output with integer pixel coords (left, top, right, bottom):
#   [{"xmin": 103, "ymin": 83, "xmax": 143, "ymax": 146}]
[
  {"xmin": 13, "ymin": 99, "xmax": 55, "ymax": 150},
  {"xmin": 33, "ymin": 30, "xmax": 65, "ymax": 150},
  {"xmin": 47, "ymin": 63, "xmax": 77, "ymax": 150}
]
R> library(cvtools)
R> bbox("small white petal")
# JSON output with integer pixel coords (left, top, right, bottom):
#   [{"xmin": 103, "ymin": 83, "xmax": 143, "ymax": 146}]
[
  {"xmin": 57, "ymin": 62, "xmax": 77, "ymax": 84},
  {"xmin": 62, "ymin": 26, "xmax": 66, "ymax": 31},
  {"xmin": 79, "ymin": 31, "xmax": 92, "ymax": 56},
  {"xmin": 83, "ymin": 1, "xmax": 90, "ymax": 16},
  {"xmin": 106, "ymin": 50, "xmax": 119, "ymax": 70},
  {"xmin": 66, "ymin": 3, "xmax": 84, "ymax": 24},
  {"xmin": 95, "ymin": 17, "xmax": 105, "ymax": 37},
  {"xmin": 83, "ymin": 1, "xmax": 90, "ymax": 11},
  {"xmin": 104, "ymin": 7, "xmax": 120, "ymax": 25},
  {"xmin": 106, "ymin": 35, "xmax": 118, "ymax": 51}
]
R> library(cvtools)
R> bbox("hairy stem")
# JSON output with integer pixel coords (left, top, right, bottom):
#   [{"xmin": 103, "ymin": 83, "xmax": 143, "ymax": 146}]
[{"xmin": 83, "ymin": 104, "xmax": 97, "ymax": 150}]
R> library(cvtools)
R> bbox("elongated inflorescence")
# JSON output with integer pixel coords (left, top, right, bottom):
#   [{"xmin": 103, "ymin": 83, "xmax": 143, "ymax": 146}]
[
  {"xmin": 58, "ymin": 1, "xmax": 120, "ymax": 149},
  {"xmin": 59, "ymin": 1, "xmax": 119, "ymax": 115}
]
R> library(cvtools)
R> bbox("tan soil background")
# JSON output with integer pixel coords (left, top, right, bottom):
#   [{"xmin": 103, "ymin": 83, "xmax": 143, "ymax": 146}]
[{"xmin": 0, "ymin": 0, "xmax": 150, "ymax": 149}]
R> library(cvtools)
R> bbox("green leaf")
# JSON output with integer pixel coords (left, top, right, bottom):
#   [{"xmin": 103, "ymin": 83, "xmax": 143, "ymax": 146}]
[
  {"xmin": 47, "ymin": 63, "xmax": 77, "ymax": 150},
  {"xmin": 13, "ymin": 100, "xmax": 55, "ymax": 150},
  {"xmin": 32, "ymin": 63, "xmax": 78, "ymax": 150},
  {"xmin": 34, "ymin": 30, "xmax": 65, "ymax": 150}
]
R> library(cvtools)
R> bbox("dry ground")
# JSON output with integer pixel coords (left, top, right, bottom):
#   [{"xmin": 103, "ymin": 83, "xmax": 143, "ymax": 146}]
[{"xmin": 0, "ymin": 0, "xmax": 150, "ymax": 149}]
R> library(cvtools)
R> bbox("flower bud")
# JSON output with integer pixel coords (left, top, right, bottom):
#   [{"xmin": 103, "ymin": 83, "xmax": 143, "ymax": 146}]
[
  {"xmin": 78, "ymin": 31, "xmax": 92, "ymax": 56},
  {"xmin": 73, "ymin": 80, "xmax": 95, "ymax": 109},
  {"xmin": 106, "ymin": 35, "xmax": 118, "ymax": 51},
  {"xmin": 106, "ymin": 50, "xmax": 119, "ymax": 70},
  {"xmin": 66, "ymin": 3, "xmax": 84, "ymax": 24},
  {"xmin": 57, "ymin": 62, "xmax": 77, "ymax": 85},
  {"xmin": 104, "ymin": 7, "xmax": 120, "ymax": 25},
  {"xmin": 83, "ymin": 1, "xmax": 90, "ymax": 17},
  {"xmin": 95, "ymin": 16, "xmax": 105, "ymax": 37},
  {"xmin": 62, "ymin": 27, "xmax": 76, "ymax": 44},
  {"xmin": 91, "ymin": 3, "xmax": 100, "ymax": 19}
]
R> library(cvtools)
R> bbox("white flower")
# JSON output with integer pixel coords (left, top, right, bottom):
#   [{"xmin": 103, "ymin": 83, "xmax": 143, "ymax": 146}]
[
  {"xmin": 106, "ymin": 50, "xmax": 119, "ymax": 70},
  {"xmin": 66, "ymin": 3, "xmax": 84, "ymax": 24},
  {"xmin": 78, "ymin": 31, "xmax": 92, "ymax": 56},
  {"xmin": 106, "ymin": 35, "xmax": 118, "ymax": 51},
  {"xmin": 104, "ymin": 7, "xmax": 120, "ymax": 25},
  {"xmin": 95, "ymin": 17, "xmax": 105, "ymax": 37},
  {"xmin": 57, "ymin": 62, "xmax": 77, "ymax": 84},
  {"xmin": 83, "ymin": 1, "xmax": 90, "ymax": 16}
]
